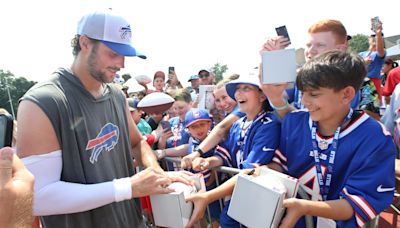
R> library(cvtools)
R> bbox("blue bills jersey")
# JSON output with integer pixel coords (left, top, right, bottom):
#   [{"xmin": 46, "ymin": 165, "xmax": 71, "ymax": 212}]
[
  {"xmin": 274, "ymin": 110, "xmax": 396, "ymax": 227},
  {"xmin": 216, "ymin": 111, "xmax": 281, "ymax": 169}
]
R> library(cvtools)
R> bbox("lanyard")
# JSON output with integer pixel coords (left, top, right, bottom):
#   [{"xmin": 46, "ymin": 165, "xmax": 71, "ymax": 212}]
[
  {"xmin": 236, "ymin": 111, "xmax": 265, "ymax": 167},
  {"xmin": 311, "ymin": 109, "xmax": 353, "ymax": 201}
]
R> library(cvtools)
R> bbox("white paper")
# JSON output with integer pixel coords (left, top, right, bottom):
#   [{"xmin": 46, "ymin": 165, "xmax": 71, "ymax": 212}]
[
  {"xmin": 262, "ymin": 48, "xmax": 297, "ymax": 84},
  {"xmin": 198, "ymin": 85, "xmax": 215, "ymax": 110}
]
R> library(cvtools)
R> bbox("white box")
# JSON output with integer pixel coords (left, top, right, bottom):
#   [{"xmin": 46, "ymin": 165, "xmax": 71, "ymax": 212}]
[
  {"xmin": 150, "ymin": 175, "xmax": 205, "ymax": 228},
  {"xmin": 262, "ymin": 48, "xmax": 297, "ymax": 84},
  {"xmin": 228, "ymin": 167, "xmax": 299, "ymax": 228}
]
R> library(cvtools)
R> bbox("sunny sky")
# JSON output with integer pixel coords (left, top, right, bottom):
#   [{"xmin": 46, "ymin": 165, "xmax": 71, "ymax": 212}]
[{"xmin": 1, "ymin": 0, "xmax": 399, "ymax": 87}]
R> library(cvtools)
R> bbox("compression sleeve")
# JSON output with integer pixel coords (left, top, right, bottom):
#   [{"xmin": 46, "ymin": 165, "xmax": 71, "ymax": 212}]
[{"xmin": 22, "ymin": 150, "xmax": 132, "ymax": 216}]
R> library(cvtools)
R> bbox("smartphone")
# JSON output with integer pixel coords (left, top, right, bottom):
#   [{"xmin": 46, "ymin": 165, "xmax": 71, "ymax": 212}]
[
  {"xmin": 160, "ymin": 120, "xmax": 171, "ymax": 132},
  {"xmin": 275, "ymin": 25, "xmax": 291, "ymax": 45},
  {"xmin": 371, "ymin": 16, "xmax": 379, "ymax": 32},
  {"xmin": 0, "ymin": 113, "xmax": 13, "ymax": 148},
  {"xmin": 168, "ymin": 66, "xmax": 175, "ymax": 74}
]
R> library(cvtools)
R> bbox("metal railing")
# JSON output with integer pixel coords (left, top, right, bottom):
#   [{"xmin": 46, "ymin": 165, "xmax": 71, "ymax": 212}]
[{"xmin": 161, "ymin": 156, "xmax": 315, "ymax": 228}]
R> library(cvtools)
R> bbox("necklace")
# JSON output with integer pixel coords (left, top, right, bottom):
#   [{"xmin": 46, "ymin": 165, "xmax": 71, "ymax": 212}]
[{"xmin": 241, "ymin": 120, "xmax": 253, "ymax": 136}]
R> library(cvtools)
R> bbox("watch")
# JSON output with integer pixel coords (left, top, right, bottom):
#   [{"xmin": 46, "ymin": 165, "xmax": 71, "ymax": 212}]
[{"xmin": 194, "ymin": 146, "xmax": 204, "ymax": 156}]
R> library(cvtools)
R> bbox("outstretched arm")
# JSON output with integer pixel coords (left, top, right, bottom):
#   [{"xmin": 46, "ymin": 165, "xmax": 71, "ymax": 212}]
[{"xmin": 280, "ymin": 198, "xmax": 353, "ymax": 228}]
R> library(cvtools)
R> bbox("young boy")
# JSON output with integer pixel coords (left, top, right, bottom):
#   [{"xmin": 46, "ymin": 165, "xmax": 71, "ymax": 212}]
[
  {"xmin": 274, "ymin": 51, "xmax": 395, "ymax": 227},
  {"xmin": 186, "ymin": 75, "xmax": 281, "ymax": 227},
  {"xmin": 185, "ymin": 108, "xmax": 225, "ymax": 227}
]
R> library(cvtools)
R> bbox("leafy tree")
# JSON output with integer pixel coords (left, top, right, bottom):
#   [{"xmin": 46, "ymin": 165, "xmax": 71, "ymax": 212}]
[
  {"xmin": 348, "ymin": 34, "xmax": 369, "ymax": 53},
  {"xmin": 210, "ymin": 63, "xmax": 228, "ymax": 84},
  {"xmin": 0, "ymin": 70, "xmax": 36, "ymax": 117}
]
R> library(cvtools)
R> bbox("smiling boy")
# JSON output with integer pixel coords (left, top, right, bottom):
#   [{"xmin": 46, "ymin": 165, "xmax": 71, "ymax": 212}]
[{"xmin": 274, "ymin": 50, "xmax": 396, "ymax": 227}]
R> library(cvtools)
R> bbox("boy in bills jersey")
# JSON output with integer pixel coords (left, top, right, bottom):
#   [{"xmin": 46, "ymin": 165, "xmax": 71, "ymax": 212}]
[
  {"xmin": 271, "ymin": 51, "xmax": 396, "ymax": 228},
  {"xmin": 186, "ymin": 74, "xmax": 281, "ymax": 228},
  {"xmin": 184, "ymin": 109, "xmax": 226, "ymax": 226}
]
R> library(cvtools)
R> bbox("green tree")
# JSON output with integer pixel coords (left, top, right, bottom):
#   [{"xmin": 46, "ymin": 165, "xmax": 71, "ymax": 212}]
[
  {"xmin": 348, "ymin": 34, "xmax": 369, "ymax": 53},
  {"xmin": 210, "ymin": 63, "xmax": 228, "ymax": 84},
  {"xmin": 0, "ymin": 70, "xmax": 36, "ymax": 117}
]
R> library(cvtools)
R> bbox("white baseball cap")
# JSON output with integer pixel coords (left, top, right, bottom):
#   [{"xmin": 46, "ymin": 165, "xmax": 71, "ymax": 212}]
[{"xmin": 77, "ymin": 10, "xmax": 146, "ymax": 58}]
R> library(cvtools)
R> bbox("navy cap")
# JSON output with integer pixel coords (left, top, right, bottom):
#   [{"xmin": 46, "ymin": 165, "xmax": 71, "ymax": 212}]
[{"xmin": 184, "ymin": 109, "xmax": 211, "ymax": 127}]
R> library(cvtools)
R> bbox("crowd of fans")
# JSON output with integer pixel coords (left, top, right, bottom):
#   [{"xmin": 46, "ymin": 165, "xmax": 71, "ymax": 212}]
[{"xmin": 1, "ymin": 9, "xmax": 399, "ymax": 228}]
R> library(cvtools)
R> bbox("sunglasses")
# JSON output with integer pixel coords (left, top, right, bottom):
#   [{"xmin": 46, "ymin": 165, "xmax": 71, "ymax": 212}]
[{"xmin": 199, "ymin": 74, "xmax": 210, "ymax": 78}]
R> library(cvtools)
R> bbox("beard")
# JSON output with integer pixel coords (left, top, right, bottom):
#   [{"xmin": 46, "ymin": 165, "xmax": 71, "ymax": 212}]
[{"xmin": 87, "ymin": 43, "xmax": 118, "ymax": 83}]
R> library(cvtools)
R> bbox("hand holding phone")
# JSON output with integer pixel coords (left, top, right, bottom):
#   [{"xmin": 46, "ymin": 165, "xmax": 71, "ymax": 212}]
[
  {"xmin": 371, "ymin": 16, "xmax": 380, "ymax": 33},
  {"xmin": 168, "ymin": 66, "xmax": 175, "ymax": 75},
  {"xmin": 0, "ymin": 114, "xmax": 13, "ymax": 148},
  {"xmin": 160, "ymin": 120, "xmax": 171, "ymax": 132},
  {"xmin": 168, "ymin": 66, "xmax": 177, "ymax": 82},
  {"xmin": 275, "ymin": 25, "xmax": 291, "ymax": 45}
]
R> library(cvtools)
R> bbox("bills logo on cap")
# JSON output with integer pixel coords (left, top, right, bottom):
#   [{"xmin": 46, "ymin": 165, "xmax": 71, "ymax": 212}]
[
  {"xmin": 119, "ymin": 25, "xmax": 132, "ymax": 40},
  {"xmin": 193, "ymin": 111, "xmax": 201, "ymax": 119},
  {"xmin": 86, "ymin": 123, "xmax": 119, "ymax": 164},
  {"xmin": 76, "ymin": 10, "xmax": 146, "ymax": 58}
]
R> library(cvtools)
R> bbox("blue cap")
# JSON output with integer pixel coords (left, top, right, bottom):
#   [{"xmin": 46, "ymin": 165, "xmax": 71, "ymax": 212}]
[
  {"xmin": 188, "ymin": 74, "xmax": 199, "ymax": 82},
  {"xmin": 184, "ymin": 109, "xmax": 211, "ymax": 127},
  {"xmin": 225, "ymin": 74, "xmax": 261, "ymax": 101}
]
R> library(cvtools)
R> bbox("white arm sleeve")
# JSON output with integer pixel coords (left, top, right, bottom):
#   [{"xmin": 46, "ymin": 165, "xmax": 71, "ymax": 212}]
[{"xmin": 22, "ymin": 150, "xmax": 132, "ymax": 216}]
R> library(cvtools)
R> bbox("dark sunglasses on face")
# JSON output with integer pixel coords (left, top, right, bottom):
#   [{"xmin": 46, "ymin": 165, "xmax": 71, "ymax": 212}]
[{"xmin": 199, "ymin": 74, "xmax": 210, "ymax": 78}]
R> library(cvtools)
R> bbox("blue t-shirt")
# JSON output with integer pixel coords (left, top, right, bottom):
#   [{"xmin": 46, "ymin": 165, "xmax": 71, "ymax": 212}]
[{"xmin": 359, "ymin": 50, "xmax": 386, "ymax": 79}]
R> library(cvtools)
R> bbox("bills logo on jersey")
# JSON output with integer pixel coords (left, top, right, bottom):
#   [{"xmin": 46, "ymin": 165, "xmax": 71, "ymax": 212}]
[{"xmin": 86, "ymin": 123, "xmax": 119, "ymax": 164}]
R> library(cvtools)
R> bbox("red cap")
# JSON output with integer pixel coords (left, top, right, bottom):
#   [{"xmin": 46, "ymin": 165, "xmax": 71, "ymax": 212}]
[{"xmin": 154, "ymin": 71, "xmax": 165, "ymax": 80}]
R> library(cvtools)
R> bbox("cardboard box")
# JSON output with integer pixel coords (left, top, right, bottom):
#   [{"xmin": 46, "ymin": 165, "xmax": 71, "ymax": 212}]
[
  {"xmin": 262, "ymin": 48, "xmax": 297, "ymax": 84},
  {"xmin": 150, "ymin": 175, "xmax": 205, "ymax": 228},
  {"xmin": 228, "ymin": 167, "xmax": 299, "ymax": 228}
]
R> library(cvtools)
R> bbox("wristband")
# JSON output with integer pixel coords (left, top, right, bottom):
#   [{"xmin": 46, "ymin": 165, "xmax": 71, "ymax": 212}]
[
  {"xmin": 194, "ymin": 147, "xmax": 204, "ymax": 156},
  {"xmin": 270, "ymin": 99, "xmax": 289, "ymax": 111},
  {"xmin": 113, "ymin": 177, "xmax": 132, "ymax": 202}
]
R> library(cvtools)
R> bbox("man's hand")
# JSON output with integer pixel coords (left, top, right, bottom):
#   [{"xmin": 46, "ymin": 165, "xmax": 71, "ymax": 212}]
[
  {"xmin": 0, "ymin": 147, "xmax": 35, "ymax": 227},
  {"xmin": 164, "ymin": 170, "xmax": 194, "ymax": 186},
  {"xmin": 130, "ymin": 167, "xmax": 174, "ymax": 198},
  {"xmin": 158, "ymin": 129, "xmax": 173, "ymax": 149},
  {"xmin": 192, "ymin": 157, "xmax": 209, "ymax": 171},
  {"xmin": 185, "ymin": 192, "xmax": 209, "ymax": 228},
  {"xmin": 279, "ymin": 198, "xmax": 308, "ymax": 228}
]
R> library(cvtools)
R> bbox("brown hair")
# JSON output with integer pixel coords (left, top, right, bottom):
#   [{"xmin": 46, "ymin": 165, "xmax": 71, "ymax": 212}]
[
  {"xmin": 171, "ymin": 89, "xmax": 192, "ymax": 103},
  {"xmin": 297, "ymin": 50, "xmax": 366, "ymax": 92},
  {"xmin": 308, "ymin": 19, "xmax": 347, "ymax": 44}
]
